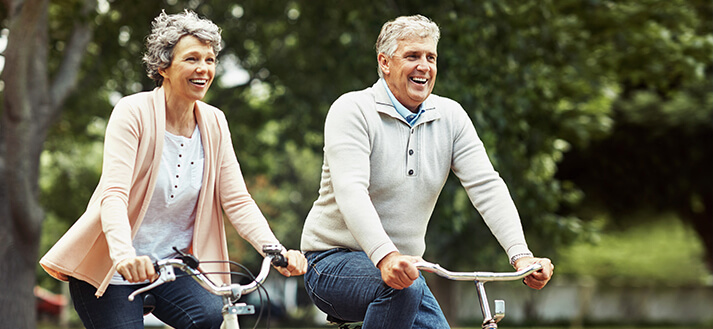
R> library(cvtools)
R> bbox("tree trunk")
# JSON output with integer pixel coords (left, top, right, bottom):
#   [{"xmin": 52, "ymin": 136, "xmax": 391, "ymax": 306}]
[
  {"xmin": 0, "ymin": 0, "xmax": 94, "ymax": 327},
  {"xmin": 1, "ymin": 0, "xmax": 49, "ymax": 327},
  {"xmin": 685, "ymin": 189, "xmax": 713, "ymax": 271}
]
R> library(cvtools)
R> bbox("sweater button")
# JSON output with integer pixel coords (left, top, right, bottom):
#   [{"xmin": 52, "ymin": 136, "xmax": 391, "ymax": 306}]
[
  {"xmin": 408, "ymin": 169, "xmax": 414, "ymax": 175},
  {"xmin": 409, "ymin": 149, "xmax": 414, "ymax": 155}
]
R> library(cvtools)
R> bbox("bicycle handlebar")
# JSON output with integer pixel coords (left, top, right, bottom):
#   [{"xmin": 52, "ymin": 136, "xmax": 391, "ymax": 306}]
[
  {"xmin": 414, "ymin": 261, "xmax": 542, "ymax": 282},
  {"xmin": 127, "ymin": 244, "xmax": 286, "ymax": 302},
  {"xmin": 414, "ymin": 261, "xmax": 544, "ymax": 328}
]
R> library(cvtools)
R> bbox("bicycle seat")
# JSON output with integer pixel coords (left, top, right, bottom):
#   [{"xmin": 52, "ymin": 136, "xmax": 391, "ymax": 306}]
[
  {"xmin": 142, "ymin": 293, "xmax": 156, "ymax": 315},
  {"xmin": 326, "ymin": 314, "xmax": 362, "ymax": 329}
]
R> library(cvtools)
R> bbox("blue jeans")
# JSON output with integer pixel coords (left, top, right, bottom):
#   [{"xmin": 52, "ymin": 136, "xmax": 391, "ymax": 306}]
[
  {"xmin": 304, "ymin": 249, "xmax": 450, "ymax": 329},
  {"xmin": 69, "ymin": 269, "xmax": 223, "ymax": 329}
]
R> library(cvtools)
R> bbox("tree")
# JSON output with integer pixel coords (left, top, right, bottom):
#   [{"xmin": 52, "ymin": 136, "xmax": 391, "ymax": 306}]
[
  {"xmin": 556, "ymin": 0, "xmax": 713, "ymax": 269},
  {"xmin": 23, "ymin": 1, "xmax": 711, "ymax": 327},
  {"xmin": 0, "ymin": 0, "xmax": 95, "ymax": 327},
  {"xmin": 210, "ymin": 0, "xmax": 611, "ymax": 267}
]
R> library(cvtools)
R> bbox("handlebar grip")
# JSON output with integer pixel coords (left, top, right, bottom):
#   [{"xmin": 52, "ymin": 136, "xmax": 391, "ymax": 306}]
[{"xmin": 271, "ymin": 254, "xmax": 288, "ymax": 268}]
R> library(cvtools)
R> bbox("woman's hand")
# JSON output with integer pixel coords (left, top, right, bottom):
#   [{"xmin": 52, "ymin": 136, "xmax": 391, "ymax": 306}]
[
  {"xmin": 514, "ymin": 256, "xmax": 554, "ymax": 290},
  {"xmin": 116, "ymin": 256, "xmax": 156, "ymax": 283},
  {"xmin": 275, "ymin": 249, "xmax": 308, "ymax": 277}
]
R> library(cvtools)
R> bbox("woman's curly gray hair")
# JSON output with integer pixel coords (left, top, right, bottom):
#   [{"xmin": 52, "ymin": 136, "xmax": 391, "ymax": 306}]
[
  {"xmin": 375, "ymin": 15, "xmax": 440, "ymax": 78},
  {"xmin": 143, "ymin": 10, "xmax": 222, "ymax": 86}
]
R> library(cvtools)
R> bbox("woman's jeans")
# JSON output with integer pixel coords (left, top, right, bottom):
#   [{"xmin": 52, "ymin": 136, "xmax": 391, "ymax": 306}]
[
  {"xmin": 69, "ymin": 269, "xmax": 223, "ymax": 329},
  {"xmin": 304, "ymin": 248, "xmax": 450, "ymax": 329}
]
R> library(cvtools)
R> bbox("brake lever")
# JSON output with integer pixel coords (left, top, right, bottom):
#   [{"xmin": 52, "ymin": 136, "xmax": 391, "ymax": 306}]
[
  {"xmin": 127, "ymin": 264, "xmax": 176, "ymax": 301},
  {"xmin": 172, "ymin": 247, "xmax": 200, "ymax": 269}
]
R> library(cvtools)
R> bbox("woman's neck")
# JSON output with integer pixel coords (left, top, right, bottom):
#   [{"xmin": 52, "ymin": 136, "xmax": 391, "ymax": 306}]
[{"xmin": 164, "ymin": 96, "xmax": 197, "ymax": 138}]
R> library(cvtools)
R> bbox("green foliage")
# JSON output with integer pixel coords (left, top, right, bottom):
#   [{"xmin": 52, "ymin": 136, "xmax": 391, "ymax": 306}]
[
  {"xmin": 37, "ymin": 118, "xmax": 104, "ymax": 290},
  {"xmin": 554, "ymin": 0, "xmax": 712, "ymax": 267},
  {"xmin": 557, "ymin": 215, "xmax": 710, "ymax": 287},
  {"xmin": 37, "ymin": 0, "xmax": 712, "ymax": 274}
]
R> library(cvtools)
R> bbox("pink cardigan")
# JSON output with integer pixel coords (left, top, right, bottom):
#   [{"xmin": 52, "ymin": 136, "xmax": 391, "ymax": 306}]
[{"xmin": 40, "ymin": 87, "xmax": 279, "ymax": 297}]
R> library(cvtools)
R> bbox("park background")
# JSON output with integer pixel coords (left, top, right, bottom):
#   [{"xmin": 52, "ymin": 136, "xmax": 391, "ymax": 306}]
[{"xmin": 1, "ymin": 0, "xmax": 711, "ymax": 328}]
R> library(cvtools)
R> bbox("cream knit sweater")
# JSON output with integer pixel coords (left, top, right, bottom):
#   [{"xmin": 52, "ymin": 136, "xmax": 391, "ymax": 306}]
[{"xmin": 301, "ymin": 80, "xmax": 531, "ymax": 265}]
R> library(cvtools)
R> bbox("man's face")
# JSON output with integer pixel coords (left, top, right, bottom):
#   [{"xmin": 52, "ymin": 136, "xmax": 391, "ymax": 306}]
[{"xmin": 379, "ymin": 35, "xmax": 437, "ymax": 112}]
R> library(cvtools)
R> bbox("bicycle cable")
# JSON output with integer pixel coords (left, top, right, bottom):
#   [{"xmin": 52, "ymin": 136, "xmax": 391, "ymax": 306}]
[{"xmin": 200, "ymin": 260, "xmax": 275, "ymax": 329}]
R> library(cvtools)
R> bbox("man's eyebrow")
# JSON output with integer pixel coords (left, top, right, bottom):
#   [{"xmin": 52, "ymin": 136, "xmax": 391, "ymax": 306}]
[{"xmin": 401, "ymin": 49, "xmax": 438, "ymax": 57}]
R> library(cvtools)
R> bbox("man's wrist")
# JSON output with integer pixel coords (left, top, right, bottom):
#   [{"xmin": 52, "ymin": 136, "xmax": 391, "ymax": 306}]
[
  {"xmin": 377, "ymin": 251, "xmax": 400, "ymax": 270},
  {"xmin": 510, "ymin": 252, "xmax": 534, "ymax": 266}
]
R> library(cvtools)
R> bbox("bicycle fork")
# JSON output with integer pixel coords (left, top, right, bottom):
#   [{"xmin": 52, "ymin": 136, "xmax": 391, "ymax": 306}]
[{"xmin": 475, "ymin": 281, "xmax": 505, "ymax": 329}]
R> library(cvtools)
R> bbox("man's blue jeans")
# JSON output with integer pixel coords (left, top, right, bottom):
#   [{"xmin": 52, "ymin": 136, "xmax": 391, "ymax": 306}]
[
  {"xmin": 69, "ymin": 269, "xmax": 223, "ymax": 329},
  {"xmin": 304, "ymin": 248, "xmax": 450, "ymax": 329}
]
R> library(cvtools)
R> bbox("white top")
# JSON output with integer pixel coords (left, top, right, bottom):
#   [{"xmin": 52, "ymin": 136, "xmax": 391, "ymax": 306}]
[{"xmin": 111, "ymin": 126, "xmax": 204, "ymax": 284}]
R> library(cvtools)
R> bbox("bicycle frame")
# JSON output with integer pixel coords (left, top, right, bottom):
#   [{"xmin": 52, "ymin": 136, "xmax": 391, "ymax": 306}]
[
  {"xmin": 414, "ymin": 261, "xmax": 542, "ymax": 329},
  {"xmin": 127, "ymin": 244, "xmax": 286, "ymax": 329}
]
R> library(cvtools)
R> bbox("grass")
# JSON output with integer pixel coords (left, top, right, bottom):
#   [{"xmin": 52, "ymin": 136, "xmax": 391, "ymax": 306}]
[{"xmin": 556, "ymin": 215, "xmax": 710, "ymax": 286}]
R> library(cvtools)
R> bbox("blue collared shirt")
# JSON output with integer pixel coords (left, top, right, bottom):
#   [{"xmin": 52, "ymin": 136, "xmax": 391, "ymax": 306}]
[{"xmin": 381, "ymin": 79, "xmax": 424, "ymax": 125}]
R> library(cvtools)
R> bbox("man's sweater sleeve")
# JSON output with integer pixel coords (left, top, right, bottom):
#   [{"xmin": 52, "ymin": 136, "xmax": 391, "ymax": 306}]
[
  {"xmin": 449, "ymin": 107, "xmax": 532, "ymax": 260},
  {"xmin": 323, "ymin": 95, "xmax": 398, "ymax": 265}
]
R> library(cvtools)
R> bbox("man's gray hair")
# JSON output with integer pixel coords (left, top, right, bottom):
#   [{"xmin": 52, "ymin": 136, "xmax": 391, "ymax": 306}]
[
  {"xmin": 143, "ymin": 10, "xmax": 222, "ymax": 86},
  {"xmin": 375, "ymin": 15, "xmax": 440, "ymax": 78}
]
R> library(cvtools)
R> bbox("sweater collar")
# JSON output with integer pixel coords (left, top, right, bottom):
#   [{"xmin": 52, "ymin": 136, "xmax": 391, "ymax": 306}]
[{"xmin": 372, "ymin": 80, "xmax": 440, "ymax": 125}]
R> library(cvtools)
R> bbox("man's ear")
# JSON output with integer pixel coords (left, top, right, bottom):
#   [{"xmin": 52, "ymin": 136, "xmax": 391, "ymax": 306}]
[{"xmin": 377, "ymin": 53, "xmax": 390, "ymax": 76}]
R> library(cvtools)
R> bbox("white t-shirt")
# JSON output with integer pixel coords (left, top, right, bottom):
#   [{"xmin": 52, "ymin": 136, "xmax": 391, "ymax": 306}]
[{"xmin": 111, "ymin": 126, "xmax": 204, "ymax": 284}]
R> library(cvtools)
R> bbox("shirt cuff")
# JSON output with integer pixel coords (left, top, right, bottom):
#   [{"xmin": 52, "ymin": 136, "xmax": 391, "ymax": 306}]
[{"xmin": 505, "ymin": 244, "xmax": 532, "ymax": 265}]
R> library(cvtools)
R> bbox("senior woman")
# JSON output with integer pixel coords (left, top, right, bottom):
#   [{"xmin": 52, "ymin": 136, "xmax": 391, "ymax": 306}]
[{"xmin": 40, "ymin": 10, "xmax": 306, "ymax": 329}]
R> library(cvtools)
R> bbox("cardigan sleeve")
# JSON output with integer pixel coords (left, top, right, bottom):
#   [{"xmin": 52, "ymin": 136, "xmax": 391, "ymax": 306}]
[{"xmin": 99, "ymin": 99, "xmax": 141, "ymax": 264}]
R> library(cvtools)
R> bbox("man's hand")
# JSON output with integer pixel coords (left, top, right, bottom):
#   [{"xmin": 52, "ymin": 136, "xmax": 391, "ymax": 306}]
[
  {"xmin": 276, "ymin": 249, "xmax": 308, "ymax": 277},
  {"xmin": 376, "ymin": 251, "xmax": 422, "ymax": 290},
  {"xmin": 116, "ymin": 256, "xmax": 156, "ymax": 283},
  {"xmin": 514, "ymin": 256, "xmax": 554, "ymax": 290}
]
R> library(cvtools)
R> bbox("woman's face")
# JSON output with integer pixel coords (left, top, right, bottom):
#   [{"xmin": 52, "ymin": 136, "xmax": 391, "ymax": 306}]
[{"xmin": 160, "ymin": 35, "xmax": 216, "ymax": 103}]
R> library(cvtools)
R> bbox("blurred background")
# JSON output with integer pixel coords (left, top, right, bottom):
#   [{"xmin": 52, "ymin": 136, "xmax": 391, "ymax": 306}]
[{"xmin": 1, "ymin": 0, "xmax": 711, "ymax": 328}]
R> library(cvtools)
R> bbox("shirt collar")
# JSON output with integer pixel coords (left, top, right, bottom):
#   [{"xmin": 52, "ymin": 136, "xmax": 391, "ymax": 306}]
[{"xmin": 381, "ymin": 79, "xmax": 424, "ymax": 125}]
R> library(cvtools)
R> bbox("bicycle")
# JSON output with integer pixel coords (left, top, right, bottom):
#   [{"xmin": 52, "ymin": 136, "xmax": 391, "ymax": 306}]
[
  {"xmin": 127, "ymin": 244, "xmax": 288, "ymax": 329},
  {"xmin": 327, "ymin": 261, "xmax": 543, "ymax": 329}
]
